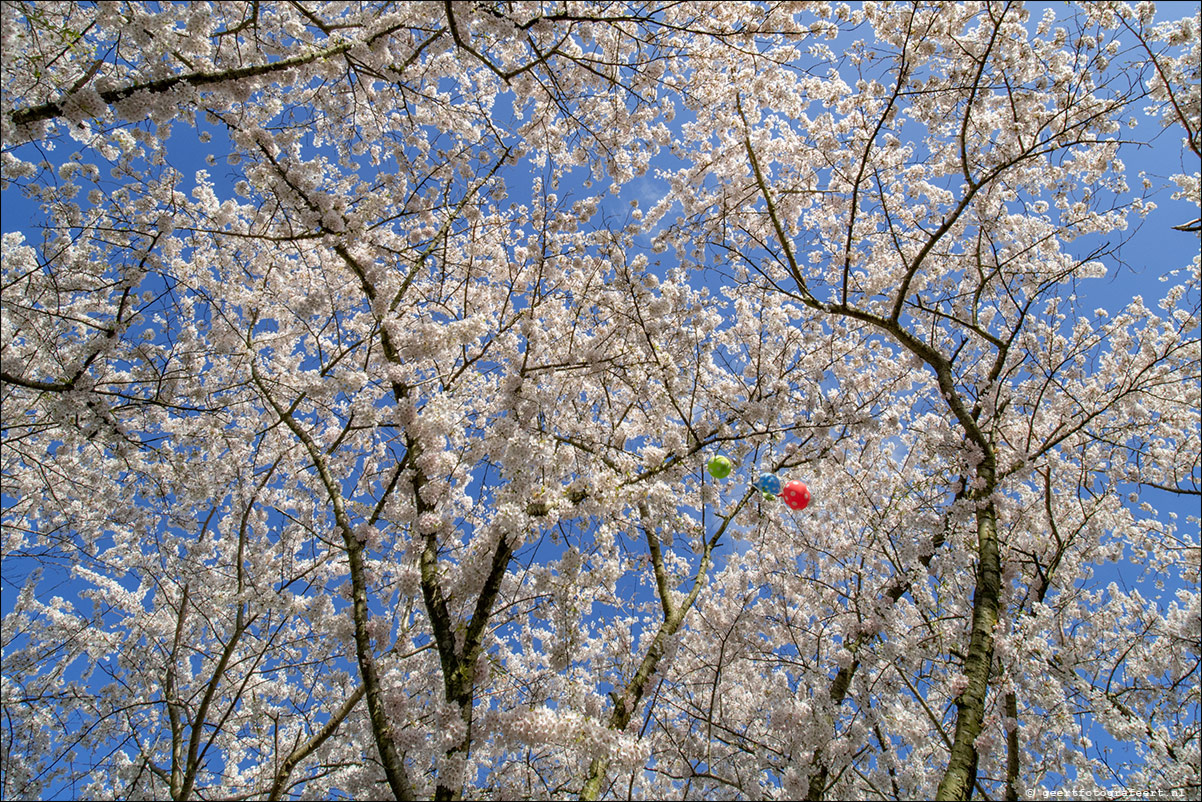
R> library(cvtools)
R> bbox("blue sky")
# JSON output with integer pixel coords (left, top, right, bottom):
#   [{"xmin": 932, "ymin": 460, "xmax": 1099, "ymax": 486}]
[{"xmin": 1, "ymin": 3, "xmax": 1199, "ymax": 798}]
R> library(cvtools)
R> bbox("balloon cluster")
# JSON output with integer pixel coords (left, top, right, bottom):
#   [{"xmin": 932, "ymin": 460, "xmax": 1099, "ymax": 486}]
[{"xmin": 706, "ymin": 455, "xmax": 811, "ymax": 511}]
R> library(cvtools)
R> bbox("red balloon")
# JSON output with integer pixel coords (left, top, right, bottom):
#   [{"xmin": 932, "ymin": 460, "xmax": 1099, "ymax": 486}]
[{"xmin": 782, "ymin": 480, "xmax": 810, "ymax": 511}]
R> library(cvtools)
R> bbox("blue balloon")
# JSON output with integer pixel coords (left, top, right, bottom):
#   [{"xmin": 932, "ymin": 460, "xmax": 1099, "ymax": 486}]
[{"xmin": 754, "ymin": 473, "xmax": 782, "ymax": 496}]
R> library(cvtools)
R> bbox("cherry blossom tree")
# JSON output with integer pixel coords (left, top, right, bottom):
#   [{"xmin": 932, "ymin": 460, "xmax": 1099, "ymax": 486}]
[{"xmin": 1, "ymin": 2, "xmax": 1197, "ymax": 801}]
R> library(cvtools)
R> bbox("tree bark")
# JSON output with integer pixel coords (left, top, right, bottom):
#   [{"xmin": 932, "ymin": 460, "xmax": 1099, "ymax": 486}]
[{"xmin": 936, "ymin": 468, "xmax": 1001, "ymax": 801}]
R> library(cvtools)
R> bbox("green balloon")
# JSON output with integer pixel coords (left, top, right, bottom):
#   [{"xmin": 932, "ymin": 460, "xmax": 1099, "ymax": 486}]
[{"xmin": 707, "ymin": 455, "xmax": 733, "ymax": 479}]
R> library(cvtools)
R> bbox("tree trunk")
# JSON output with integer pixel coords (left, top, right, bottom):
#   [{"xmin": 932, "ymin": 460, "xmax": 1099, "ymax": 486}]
[{"xmin": 936, "ymin": 475, "xmax": 1001, "ymax": 801}]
